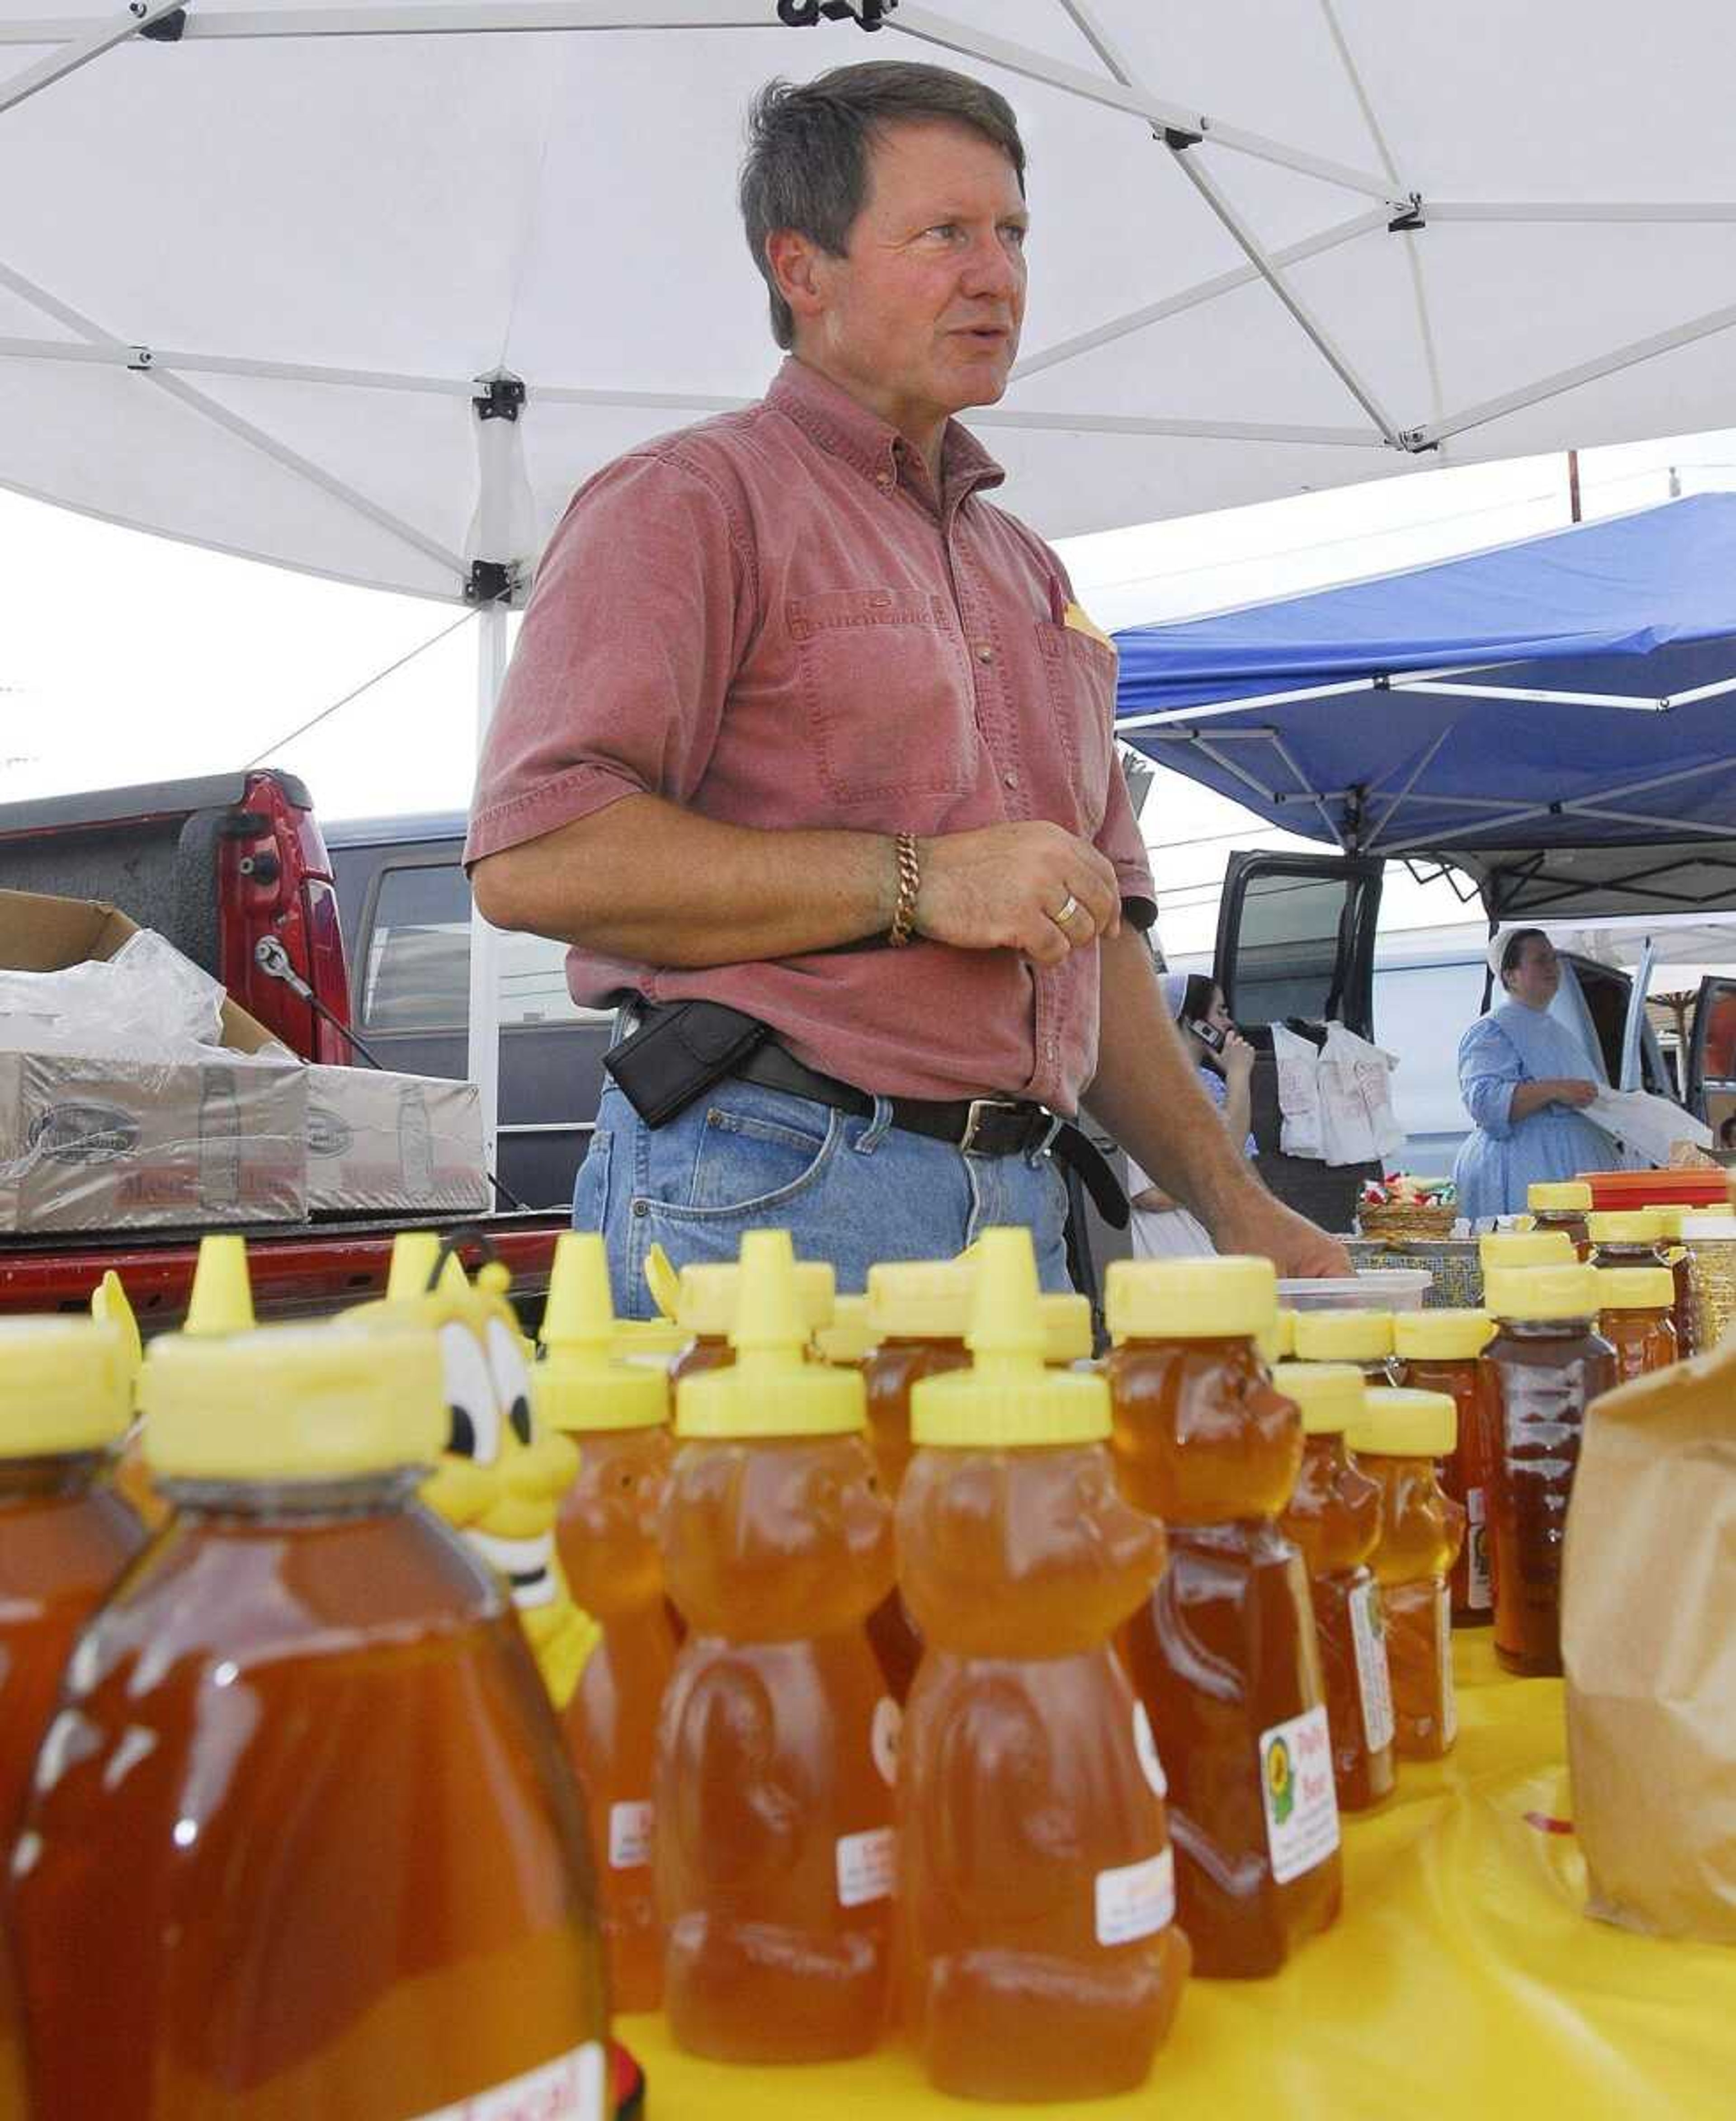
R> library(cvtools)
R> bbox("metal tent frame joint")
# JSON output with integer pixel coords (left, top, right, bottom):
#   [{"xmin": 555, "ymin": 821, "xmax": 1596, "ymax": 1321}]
[
  {"xmin": 1161, "ymin": 125, "xmax": 1203, "ymax": 151},
  {"xmin": 1387, "ymin": 193, "xmax": 1425, "ymax": 233},
  {"xmin": 775, "ymin": 0, "xmax": 896, "ymax": 28},
  {"xmin": 472, "ymin": 372, "xmax": 526, "ymax": 423},
  {"xmin": 465, "ymin": 560, "xmax": 519, "ymax": 605},
  {"xmin": 136, "ymin": 6, "xmax": 187, "ymax": 41}
]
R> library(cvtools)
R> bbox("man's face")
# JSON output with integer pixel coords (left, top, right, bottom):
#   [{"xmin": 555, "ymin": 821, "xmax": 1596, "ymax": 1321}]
[{"xmin": 793, "ymin": 118, "xmax": 1028, "ymax": 436}]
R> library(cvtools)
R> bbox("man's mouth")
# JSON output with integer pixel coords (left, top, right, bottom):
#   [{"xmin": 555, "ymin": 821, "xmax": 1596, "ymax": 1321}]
[{"xmin": 464, "ymin": 1528, "xmax": 557, "ymax": 1609}]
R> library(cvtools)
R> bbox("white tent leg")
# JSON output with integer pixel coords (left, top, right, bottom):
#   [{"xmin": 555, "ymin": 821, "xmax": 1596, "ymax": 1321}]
[{"xmin": 467, "ymin": 605, "xmax": 509, "ymax": 1195}]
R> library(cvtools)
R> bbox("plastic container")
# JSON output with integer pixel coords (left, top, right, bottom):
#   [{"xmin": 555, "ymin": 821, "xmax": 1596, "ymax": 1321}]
[
  {"xmin": 0, "ymin": 1318, "xmax": 146, "ymax": 1842},
  {"xmin": 1527, "ymin": 1180, "xmax": 1594, "ymax": 1258},
  {"xmin": 1482, "ymin": 1264, "xmax": 1616, "ymax": 1678},
  {"xmin": 1291, "ymin": 1308, "xmax": 1396, "ymax": 1383},
  {"xmin": 1478, "ymin": 1229, "xmax": 1576, "ymax": 1274},
  {"xmin": 539, "ymin": 1233, "xmax": 676, "ymax": 2014},
  {"xmin": 10, "ymin": 1322, "xmax": 608, "ymax": 2119},
  {"xmin": 1587, "ymin": 1210, "xmax": 1670, "ymax": 1273},
  {"xmin": 663, "ymin": 1252, "xmax": 836, "ymax": 1386},
  {"xmin": 1680, "ymin": 1211, "xmax": 1736, "ymax": 1350},
  {"xmin": 1040, "ymin": 1291, "xmax": 1094, "ymax": 1367},
  {"xmin": 1595, "ymin": 1267, "xmax": 1679, "ymax": 1384},
  {"xmin": 656, "ymin": 1231, "xmax": 895, "ymax": 2062},
  {"xmin": 1274, "ymin": 1308, "xmax": 1297, "ymax": 1360},
  {"xmin": 1273, "ymin": 1363, "xmax": 1395, "ymax": 1815},
  {"xmin": 896, "ymin": 1229, "xmax": 1189, "ymax": 2102},
  {"xmin": 1585, "ymin": 1169, "xmax": 1727, "ymax": 1211},
  {"xmin": 1346, "ymin": 1389, "xmax": 1465, "ymax": 1760},
  {"xmin": 1277, "ymin": 1270, "xmax": 1429, "ymax": 1313},
  {"xmin": 1644, "ymin": 1203, "xmax": 1698, "ymax": 1358},
  {"xmin": 1390, "ymin": 1309, "xmax": 1500, "ymax": 1624},
  {"xmin": 1106, "ymin": 1256, "xmax": 1340, "ymax": 1979},
  {"xmin": 815, "ymin": 1294, "xmax": 876, "ymax": 1370}
]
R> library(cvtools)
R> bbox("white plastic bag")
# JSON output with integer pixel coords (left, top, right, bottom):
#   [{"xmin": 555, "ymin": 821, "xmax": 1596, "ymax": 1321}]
[
  {"xmin": 1317, "ymin": 1023, "xmax": 1406, "ymax": 1168},
  {"xmin": 1585, "ymin": 1089, "xmax": 1713, "ymax": 1169},
  {"xmin": 1269, "ymin": 1022, "xmax": 1325, "ymax": 1161}
]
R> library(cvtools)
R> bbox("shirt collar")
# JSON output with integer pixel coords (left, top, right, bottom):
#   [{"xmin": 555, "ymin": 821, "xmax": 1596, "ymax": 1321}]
[{"xmin": 766, "ymin": 355, "xmax": 1005, "ymax": 512}]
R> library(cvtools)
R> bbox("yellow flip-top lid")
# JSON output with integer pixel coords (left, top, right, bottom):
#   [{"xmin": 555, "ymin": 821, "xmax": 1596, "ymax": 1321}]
[
  {"xmin": 1646, "ymin": 1205, "xmax": 1687, "ymax": 1242},
  {"xmin": 1528, "ymin": 1182, "xmax": 1593, "ymax": 1213},
  {"xmin": 865, "ymin": 1259, "xmax": 973, "ymax": 1342},
  {"xmin": 1272, "ymin": 1361, "xmax": 1364, "ymax": 1436},
  {"xmin": 611, "ymin": 1317, "xmax": 692, "ymax": 1363},
  {"xmin": 1393, "ymin": 1309, "xmax": 1494, "ymax": 1362},
  {"xmin": 1273, "ymin": 1309, "xmax": 1297, "ymax": 1360},
  {"xmin": 385, "ymin": 1230, "xmax": 442, "ymax": 1303},
  {"xmin": 676, "ymin": 1232, "xmax": 863, "ymax": 1439},
  {"xmin": 536, "ymin": 1233, "xmax": 668, "ymax": 1433},
  {"xmin": 912, "ymin": 1227, "xmax": 1109, "ymax": 1448},
  {"xmin": 1478, "ymin": 1229, "xmax": 1575, "ymax": 1271},
  {"xmin": 814, "ymin": 1294, "xmax": 876, "ymax": 1367},
  {"xmin": 142, "ymin": 1324, "xmax": 444, "ymax": 1479},
  {"xmin": 1346, "ymin": 1387, "xmax": 1457, "ymax": 1459},
  {"xmin": 1041, "ymin": 1292, "xmax": 1094, "ymax": 1366},
  {"xmin": 0, "ymin": 1318, "xmax": 132, "ymax": 1455},
  {"xmin": 185, "ymin": 1233, "xmax": 256, "ymax": 1335},
  {"xmin": 671, "ymin": 1254, "xmax": 836, "ymax": 1339},
  {"xmin": 90, "ymin": 1270, "xmax": 143, "ymax": 1411},
  {"xmin": 1104, "ymin": 1255, "xmax": 1278, "ymax": 1343},
  {"xmin": 1291, "ymin": 1309, "xmax": 1394, "ymax": 1363},
  {"xmin": 1587, "ymin": 1211, "xmax": 1664, "ymax": 1246},
  {"xmin": 1595, "ymin": 1266, "xmax": 1676, "ymax": 1313},
  {"xmin": 1484, "ymin": 1263, "xmax": 1603, "ymax": 1323}
]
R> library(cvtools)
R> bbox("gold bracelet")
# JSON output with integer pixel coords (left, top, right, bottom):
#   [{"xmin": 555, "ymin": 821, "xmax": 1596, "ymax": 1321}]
[{"xmin": 887, "ymin": 831, "xmax": 920, "ymax": 947}]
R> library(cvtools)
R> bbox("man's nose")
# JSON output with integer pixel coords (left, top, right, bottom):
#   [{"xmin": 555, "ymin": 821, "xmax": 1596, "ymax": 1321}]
[{"xmin": 960, "ymin": 229, "xmax": 1022, "ymax": 301}]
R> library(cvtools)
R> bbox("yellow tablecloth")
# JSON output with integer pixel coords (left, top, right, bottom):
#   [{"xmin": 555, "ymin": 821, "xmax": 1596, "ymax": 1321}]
[{"xmin": 622, "ymin": 1635, "xmax": 1736, "ymax": 2116}]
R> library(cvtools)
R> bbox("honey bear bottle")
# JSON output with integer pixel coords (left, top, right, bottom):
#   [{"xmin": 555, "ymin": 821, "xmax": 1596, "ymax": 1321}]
[{"xmin": 655, "ymin": 1230, "xmax": 896, "ymax": 2063}]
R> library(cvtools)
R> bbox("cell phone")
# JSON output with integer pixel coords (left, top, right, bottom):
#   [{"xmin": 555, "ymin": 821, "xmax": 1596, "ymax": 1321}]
[{"xmin": 1186, "ymin": 1016, "xmax": 1227, "ymax": 1054}]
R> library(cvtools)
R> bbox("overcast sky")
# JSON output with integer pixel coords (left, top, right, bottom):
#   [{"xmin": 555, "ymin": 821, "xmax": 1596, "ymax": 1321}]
[{"xmin": 2, "ymin": 421, "xmax": 1728, "ymax": 958}]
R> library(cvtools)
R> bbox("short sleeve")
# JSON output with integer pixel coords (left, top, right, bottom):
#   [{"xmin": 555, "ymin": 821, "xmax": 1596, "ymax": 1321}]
[
  {"xmin": 1095, "ymin": 749, "xmax": 1156, "ymax": 929},
  {"xmin": 464, "ymin": 449, "xmax": 755, "ymax": 868},
  {"xmin": 1458, "ymin": 1015, "xmax": 1523, "ymax": 1140}
]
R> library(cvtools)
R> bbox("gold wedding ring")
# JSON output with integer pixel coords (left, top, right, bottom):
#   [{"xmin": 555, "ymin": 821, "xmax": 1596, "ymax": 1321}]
[{"xmin": 1050, "ymin": 893, "xmax": 1081, "ymax": 929}]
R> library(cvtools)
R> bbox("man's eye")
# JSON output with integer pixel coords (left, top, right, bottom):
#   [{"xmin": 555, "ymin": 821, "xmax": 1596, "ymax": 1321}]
[{"xmin": 1002, "ymin": 224, "xmax": 1028, "ymax": 249}]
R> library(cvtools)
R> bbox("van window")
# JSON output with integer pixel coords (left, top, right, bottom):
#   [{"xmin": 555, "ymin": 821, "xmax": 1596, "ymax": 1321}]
[
  {"xmin": 1228, "ymin": 867, "xmax": 1374, "ymax": 1027},
  {"xmin": 361, "ymin": 862, "xmax": 605, "ymax": 1031}
]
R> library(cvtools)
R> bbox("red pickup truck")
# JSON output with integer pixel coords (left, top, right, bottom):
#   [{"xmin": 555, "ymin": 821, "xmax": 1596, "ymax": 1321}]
[{"xmin": 0, "ymin": 769, "xmax": 566, "ymax": 1329}]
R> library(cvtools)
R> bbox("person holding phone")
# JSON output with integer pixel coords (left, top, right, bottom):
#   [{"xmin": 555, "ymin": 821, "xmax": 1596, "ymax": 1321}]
[{"xmin": 1126, "ymin": 973, "xmax": 1259, "ymax": 1259}]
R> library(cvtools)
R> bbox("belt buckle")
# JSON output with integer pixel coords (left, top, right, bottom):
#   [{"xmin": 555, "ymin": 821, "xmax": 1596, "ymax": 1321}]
[{"xmin": 959, "ymin": 1096, "xmax": 1021, "ymax": 1156}]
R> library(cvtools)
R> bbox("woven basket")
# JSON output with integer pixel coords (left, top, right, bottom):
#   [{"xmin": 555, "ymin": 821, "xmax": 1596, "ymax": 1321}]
[{"xmin": 1356, "ymin": 1201, "xmax": 1458, "ymax": 1241}]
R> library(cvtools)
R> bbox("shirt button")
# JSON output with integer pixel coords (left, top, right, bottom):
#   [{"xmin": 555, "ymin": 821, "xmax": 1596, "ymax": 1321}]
[
  {"xmin": 875, "ymin": 470, "xmax": 893, "ymax": 491},
  {"xmin": 1003, "ymin": 771, "xmax": 1018, "ymax": 789},
  {"xmin": 976, "ymin": 642, "xmax": 995, "ymax": 663}
]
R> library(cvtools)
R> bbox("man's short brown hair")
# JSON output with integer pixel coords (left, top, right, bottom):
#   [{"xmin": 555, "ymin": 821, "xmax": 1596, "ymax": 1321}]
[{"xmin": 740, "ymin": 61, "xmax": 1027, "ymax": 351}]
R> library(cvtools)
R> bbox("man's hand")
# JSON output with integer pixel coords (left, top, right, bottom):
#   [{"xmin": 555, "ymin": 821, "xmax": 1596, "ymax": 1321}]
[
  {"xmin": 917, "ymin": 822, "xmax": 1121, "ymax": 967},
  {"xmin": 1210, "ymin": 1189, "xmax": 1354, "ymax": 1279}
]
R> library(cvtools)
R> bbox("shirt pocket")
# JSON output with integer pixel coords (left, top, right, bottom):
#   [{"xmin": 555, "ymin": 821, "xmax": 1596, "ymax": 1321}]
[
  {"xmin": 1037, "ymin": 621, "xmax": 1118, "ymax": 835},
  {"xmin": 788, "ymin": 588, "xmax": 978, "ymax": 805}
]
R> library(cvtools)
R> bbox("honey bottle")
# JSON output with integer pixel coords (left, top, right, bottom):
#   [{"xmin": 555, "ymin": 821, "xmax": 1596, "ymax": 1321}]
[
  {"xmin": 1527, "ymin": 1180, "xmax": 1594, "ymax": 1258},
  {"xmin": 1390, "ymin": 1310, "xmax": 1500, "ymax": 1623},
  {"xmin": 1594, "ymin": 1267, "xmax": 1679, "ymax": 1384}
]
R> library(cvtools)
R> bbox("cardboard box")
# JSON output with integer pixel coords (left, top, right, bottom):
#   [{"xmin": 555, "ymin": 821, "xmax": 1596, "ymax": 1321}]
[
  {"xmin": 305, "ymin": 1065, "xmax": 489, "ymax": 1215},
  {"xmin": 0, "ymin": 889, "xmax": 307, "ymax": 1231}
]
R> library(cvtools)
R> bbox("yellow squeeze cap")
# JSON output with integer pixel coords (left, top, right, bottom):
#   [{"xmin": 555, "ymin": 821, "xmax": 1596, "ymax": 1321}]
[
  {"xmin": 1478, "ymin": 1229, "xmax": 1575, "ymax": 1271},
  {"xmin": 537, "ymin": 1233, "xmax": 667, "ymax": 1433},
  {"xmin": 676, "ymin": 1232, "xmax": 863, "ymax": 1439},
  {"xmin": 814, "ymin": 1294, "xmax": 877, "ymax": 1367},
  {"xmin": 643, "ymin": 1242, "xmax": 681, "ymax": 1322},
  {"xmin": 673, "ymin": 1256, "xmax": 835, "ymax": 1339},
  {"xmin": 1528, "ymin": 1182, "xmax": 1593, "ymax": 1212},
  {"xmin": 1346, "ymin": 1387, "xmax": 1457, "ymax": 1460},
  {"xmin": 610, "ymin": 1318, "xmax": 690, "ymax": 1363},
  {"xmin": 1646, "ymin": 1205, "xmax": 1687, "ymax": 1241},
  {"xmin": 1484, "ymin": 1263, "xmax": 1602, "ymax": 1323},
  {"xmin": 865, "ymin": 1259, "xmax": 972, "ymax": 1342},
  {"xmin": 0, "ymin": 1318, "xmax": 132, "ymax": 1454},
  {"xmin": 1041, "ymin": 1292, "xmax": 1094, "ymax": 1367},
  {"xmin": 1274, "ymin": 1309, "xmax": 1297, "ymax": 1360},
  {"xmin": 1587, "ymin": 1211, "xmax": 1664, "ymax": 1246},
  {"xmin": 1104, "ymin": 1255, "xmax": 1278, "ymax": 1343},
  {"xmin": 91, "ymin": 1270, "xmax": 143, "ymax": 1409},
  {"xmin": 185, "ymin": 1234, "xmax": 255, "ymax": 1336},
  {"xmin": 1291, "ymin": 1309, "xmax": 1394, "ymax": 1363},
  {"xmin": 386, "ymin": 1230, "xmax": 442, "ymax": 1304},
  {"xmin": 1392, "ymin": 1309, "xmax": 1494, "ymax": 1362},
  {"xmin": 142, "ymin": 1325, "xmax": 444, "ymax": 1479},
  {"xmin": 1595, "ymin": 1266, "xmax": 1676, "ymax": 1313},
  {"xmin": 912, "ymin": 1227, "xmax": 1109, "ymax": 1448},
  {"xmin": 1272, "ymin": 1361, "xmax": 1364, "ymax": 1436}
]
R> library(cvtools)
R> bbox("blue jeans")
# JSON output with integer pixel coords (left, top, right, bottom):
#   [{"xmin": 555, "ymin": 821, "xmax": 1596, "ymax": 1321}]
[{"xmin": 574, "ymin": 1076, "xmax": 1073, "ymax": 1315}]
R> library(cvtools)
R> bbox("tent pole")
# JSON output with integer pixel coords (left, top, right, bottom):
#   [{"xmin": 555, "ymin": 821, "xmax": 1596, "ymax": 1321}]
[
  {"xmin": 467, "ymin": 606, "xmax": 509, "ymax": 1196},
  {"xmin": 1568, "ymin": 448, "xmax": 1582, "ymax": 522}
]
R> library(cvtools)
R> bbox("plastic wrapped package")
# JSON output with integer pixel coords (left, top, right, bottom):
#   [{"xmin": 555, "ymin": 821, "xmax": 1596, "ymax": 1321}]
[{"xmin": 0, "ymin": 929, "xmax": 226, "ymax": 1060}]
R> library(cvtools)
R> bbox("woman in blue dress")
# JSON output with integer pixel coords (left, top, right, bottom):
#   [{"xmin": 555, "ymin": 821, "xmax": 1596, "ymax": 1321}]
[{"xmin": 1453, "ymin": 928, "xmax": 1617, "ymax": 1220}]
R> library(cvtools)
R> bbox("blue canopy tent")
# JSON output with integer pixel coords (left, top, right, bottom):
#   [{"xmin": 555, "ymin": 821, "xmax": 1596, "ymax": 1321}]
[{"xmin": 1113, "ymin": 495, "xmax": 1736, "ymax": 921}]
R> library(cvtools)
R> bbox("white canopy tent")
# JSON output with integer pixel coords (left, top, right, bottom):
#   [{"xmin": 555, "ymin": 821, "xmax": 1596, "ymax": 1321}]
[{"xmin": 7, "ymin": 0, "xmax": 1736, "ymax": 1161}]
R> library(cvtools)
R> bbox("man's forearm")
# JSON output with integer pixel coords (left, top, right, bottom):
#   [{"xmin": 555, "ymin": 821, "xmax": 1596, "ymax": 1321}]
[
  {"xmin": 472, "ymin": 794, "xmax": 896, "ymax": 966},
  {"xmin": 1085, "ymin": 926, "xmax": 1264, "ymax": 1229}
]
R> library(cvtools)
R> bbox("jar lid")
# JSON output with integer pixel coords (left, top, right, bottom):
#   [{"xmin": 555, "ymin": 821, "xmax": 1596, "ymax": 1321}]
[
  {"xmin": 1291, "ymin": 1309, "xmax": 1394, "ymax": 1363},
  {"xmin": 1273, "ymin": 1309, "xmax": 1297, "ymax": 1360},
  {"xmin": 536, "ymin": 1233, "xmax": 669, "ymax": 1433},
  {"xmin": 1478, "ymin": 1229, "xmax": 1575, "ymax": 1272},
  {"xmin": 1587, "ymin": 1211, "xmax": 1663, "ymax": 1245},
  {"xmin": 1392, "ymin": 1308, "xmax": 1494, "ymax": 1362},
  {"xmin": 1041, "ymin": 1293, "xmax": 1093, "ymax": 1367},
  {"xmin": 676, "ymin": 1233, "xmax": 863, "ymax": 1439},
  {"xmin": 1645, "ymin": 1205, "xmax": 1686, "ymax": 1241},
  {"xmin": 674, "ymin": 1257, "xmax": 835, "ymax": 1340},
  {"xmin": 865, "ymin": 1259, "xmax": 972, "ymax": 1342},
  {"xmin": 1104, "ymin": 1256, "xmax": 1277, "ymax": 1342},
  {"xmin": 1346, "ymin": 1387, "xmax": 1456, "ymax": 1459},
  {"xmin": 142, "ymin": 1325, "xmax": 445, "ymax": 1479},
  {"xmin": 1484, "ymin": 1263, "xmax": 1602, "ymax": 1323},
  {"xmin": 814, "ymin": 1294, "xmax": 877, "ymax": 1367},
  {"xmin": 1528, "ymin": 1182, "xmax": 1593, "ymax": 1212},
  {"xmin": 0, "ymin": 1318, "xmax": 133, "ymax": 1455},
  {"xmin": 1271, "ymin": 1362, "xmax": 1363, "ymax": 1436},
  {"xmin": 1595, "ymin": 1266, "xmax": 1677, "ymax": 1313}
]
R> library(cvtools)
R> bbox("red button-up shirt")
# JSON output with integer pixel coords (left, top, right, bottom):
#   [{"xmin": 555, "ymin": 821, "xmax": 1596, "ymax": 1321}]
[{"xmin": 466, "ymin": 358, "xmax": 1155, "ymax": 1113}]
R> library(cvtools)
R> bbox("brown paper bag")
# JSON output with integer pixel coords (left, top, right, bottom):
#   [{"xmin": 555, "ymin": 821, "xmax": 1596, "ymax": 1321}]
[{"xmin": 1562, "ymin": 1335, "xmax": 1736, "ymax": 1940}]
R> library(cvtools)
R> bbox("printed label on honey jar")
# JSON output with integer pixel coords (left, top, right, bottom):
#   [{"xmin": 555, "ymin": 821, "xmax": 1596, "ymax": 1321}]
[
  {"xmin": 1349, "ymin": 1580, "xmax": 1396, "ymax": 1756},
  {"xmin": 415, "ymin": 2039, "xmax": 607, "ymax": 2120},
  {"xmin": 1437, "ymin": 1584, "xmax": 1458, "ymax": 1746},
  {"xmin": 1094, "ymin": 1846, "xmax": 1175, "ymax": 1947},
  {"xmin": 608, "ymin": 1800, "xmax": 652, "ymax": 1870},
  {"xmin": 836, "ymin": 1824, "xmax": 895, "ymax": 1908},
  {"xmin": 1259, "ymin": 1705, "xmax": 1340, "ymax": 1884},
  {"xmin": 1466, "ymin": 1488, "xmax": 1492, "ymax": 1610}
]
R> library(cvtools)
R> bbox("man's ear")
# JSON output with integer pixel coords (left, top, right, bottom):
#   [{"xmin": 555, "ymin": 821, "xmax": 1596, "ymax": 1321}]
[{"xmin": 765, "ymin": 226, "xmax": 835, "ymax": 335}]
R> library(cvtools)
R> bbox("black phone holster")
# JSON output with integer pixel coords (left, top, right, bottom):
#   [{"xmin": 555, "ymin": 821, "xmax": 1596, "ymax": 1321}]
[{"xmin": 602, "ymin": 999, "xmax": 771, "ymax": 1129}]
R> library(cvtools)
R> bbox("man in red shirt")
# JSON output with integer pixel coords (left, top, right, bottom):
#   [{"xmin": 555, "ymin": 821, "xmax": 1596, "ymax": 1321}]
[{"xmin": 467, "ymin": 60, "xmax": 1348, "ymax": 1300}]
